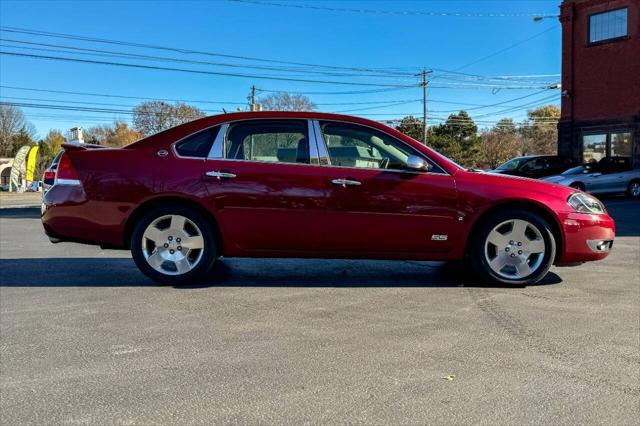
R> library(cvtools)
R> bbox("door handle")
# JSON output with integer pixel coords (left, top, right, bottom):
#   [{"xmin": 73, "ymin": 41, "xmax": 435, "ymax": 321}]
[
  {"xmin": 331, "ymin": 178, "xmax": 361, "ymax": 187},
  {"xmin": 206, "ymin": 171, "xmax": 237, "ymax": 179}
]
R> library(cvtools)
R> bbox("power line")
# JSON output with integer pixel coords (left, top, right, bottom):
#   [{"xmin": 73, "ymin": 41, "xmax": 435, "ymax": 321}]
[
  {"xmin": 0, "ymin": 51, "xmax": 417, "ymax": 88},
  {"xmin": 0, "ymin": 26, "xmax": 414, "ymax": 76},
  {"xmin": 0, "ymin": 85, "xmax": 246, "ymax": 105},
  {"xmin": 0, "ymin": 38, "xmax": 413, "ymax": 80},
  {"xmin": 0, "ymin": 26, "xmax": 561, "ymax": 87},
  {"xmin": 454, "ymin": 25, "xmax": 558, "ymax": 71},
  {"xmin": 228, "ymin": 0, "xmax": 557, "ymax": 19}
]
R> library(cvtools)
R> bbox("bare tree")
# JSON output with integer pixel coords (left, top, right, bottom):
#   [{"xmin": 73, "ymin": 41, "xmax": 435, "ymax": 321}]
[
  {"xmin": 133, "ymin": 101, "xmax": 205, "ymax": 137},
  {"xmin": 0, "ymin": 105, "xmax": 34, "ymax": 156},
  {"xmin": 481, "ymin": 129, "xmax": 520, "ymax": 169},
  {"xmin": 258, "ymin": 93, "xmax": 317, "ymax": 111}
]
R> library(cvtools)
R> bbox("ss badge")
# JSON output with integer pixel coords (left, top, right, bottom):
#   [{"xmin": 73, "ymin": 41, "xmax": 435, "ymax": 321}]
[{"xmin": 431, "ymin": 234, "xmax": 448, "ymax": 241}]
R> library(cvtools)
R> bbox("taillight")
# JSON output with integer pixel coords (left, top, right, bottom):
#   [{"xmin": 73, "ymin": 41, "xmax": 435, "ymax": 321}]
[
  {"xmin": 43, "ymin": 170, "xmax": 56, "ymax": 180},
  {"xmin": 55, "ymin": 153, "xmax": 81, "ymax": 185}
]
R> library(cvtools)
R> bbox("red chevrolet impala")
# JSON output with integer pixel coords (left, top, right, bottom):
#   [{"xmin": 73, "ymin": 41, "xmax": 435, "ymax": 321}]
[{"xmin": 41, "ymin": 112, "xmax": 615, "ymax": 285}]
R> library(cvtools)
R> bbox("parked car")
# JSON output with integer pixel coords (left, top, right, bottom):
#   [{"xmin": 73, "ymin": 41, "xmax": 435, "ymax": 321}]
[
  {"xmin": 42, "ymin": 151, "xmax": 63, "ymax": 194},
  {"xmin": 542, "ymin": 157, "xmax": 640, "ymax": 198},
  {"xmin": 41, "ymin": 112, "xmax": 615, "ymax": 286},
  {"xmin": 491, "ymin": 155, "xmax": 575, "ymax": 179}
]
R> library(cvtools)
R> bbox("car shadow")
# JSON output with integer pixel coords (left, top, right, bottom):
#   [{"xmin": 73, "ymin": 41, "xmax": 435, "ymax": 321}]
[
  {"xmin": 0, "ymin": 257, "xmax": 562, "ymax": 289},
  {"xmin": 601, "ymin": 198, "xmax": 640, "ymax": 237}
]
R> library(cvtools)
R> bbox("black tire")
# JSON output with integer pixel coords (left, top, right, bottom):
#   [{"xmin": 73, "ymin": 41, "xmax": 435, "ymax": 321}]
[
  {"xmin": 131, "ymin": 205, "xmax": 217, "ymax": 285},
  {"xmin": 627, "ymin": 179, "xmax": 640, "ymax": 199},
  {"xmin": 569, "ymin": 182, "xmax": 585, "ymax": 191},
  {"xmin": 470, "ymin": 209, "xmax": 556, "ymax": 286}
]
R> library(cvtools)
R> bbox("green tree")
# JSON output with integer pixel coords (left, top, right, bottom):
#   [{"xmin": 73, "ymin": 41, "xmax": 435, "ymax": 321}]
[
  {"xmin": 429, "ymin": 111, "xmax": 481, "ymax": 167},
  {"xmin": 519, "ymin": 104, "xmax": 560, "ymax": 155},
  {"xmin": 10, "ymin": 127, "xmax": 35, "ymax": 156},
  {"xmin": 395, "ymin": 116, "xmax": 424, "ymax": 142}
]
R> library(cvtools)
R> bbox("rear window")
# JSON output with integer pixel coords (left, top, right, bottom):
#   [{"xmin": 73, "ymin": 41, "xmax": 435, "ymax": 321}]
[{"xmin": 175, "ymin": 126, "xmax": 220, "ymax": 158}]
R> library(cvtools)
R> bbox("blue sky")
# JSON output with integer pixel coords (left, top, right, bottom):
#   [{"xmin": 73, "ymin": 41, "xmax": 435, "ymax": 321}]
[{"xmin": 0, "ymin": 0, "xmax": 562, "ymax": 137}]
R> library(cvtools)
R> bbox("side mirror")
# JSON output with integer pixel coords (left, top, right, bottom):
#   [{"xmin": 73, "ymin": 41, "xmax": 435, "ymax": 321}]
[
  {"xmin": 407, "ymin": 155, "xmax": 429, "ymax": 171},
  {"xmin": 406, "ymin": 155, "xmax": 430, "ymax": 171}
]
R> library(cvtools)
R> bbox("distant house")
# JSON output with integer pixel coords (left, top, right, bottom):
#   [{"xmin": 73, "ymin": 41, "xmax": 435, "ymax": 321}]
[
  {"xmin": 558, "ymin": 0, "xmax": 639, "ymax": 167},
  {"xmin": 0, "ymin": 158, "xmax": 13, "ymax": 187}
]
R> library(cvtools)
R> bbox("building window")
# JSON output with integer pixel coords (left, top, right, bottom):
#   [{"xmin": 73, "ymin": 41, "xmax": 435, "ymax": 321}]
[
  {"xmin": 589, "ymin": 8, "xmax": 628, "ymax": 44},
  {"xmin": 583, "ymin": 134, "xmax": 607, "ymax": 163},
  {"xmin": 610, "ymin": 132, "xmax": 632, "ymax": 157},
  {"xmin": 582, "ymin": 131, "xmax": 633, "ymax": 164}
]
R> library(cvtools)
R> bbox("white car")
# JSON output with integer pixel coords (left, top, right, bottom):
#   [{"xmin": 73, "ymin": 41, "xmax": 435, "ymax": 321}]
[{"xmin": 542, "ymin": 157, "xmax": 640, "ymax": 198}]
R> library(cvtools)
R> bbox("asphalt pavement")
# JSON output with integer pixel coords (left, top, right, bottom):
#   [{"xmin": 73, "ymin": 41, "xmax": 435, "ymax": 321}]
[{"xmin": 1, "ymin": 200, "xmax": 639, "ymax": 424}]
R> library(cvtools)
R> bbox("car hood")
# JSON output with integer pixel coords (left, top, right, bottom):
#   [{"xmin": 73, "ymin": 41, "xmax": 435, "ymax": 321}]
[{"xmin": 458, "ymin": 170, "xmax": 575, "ymax": 200}]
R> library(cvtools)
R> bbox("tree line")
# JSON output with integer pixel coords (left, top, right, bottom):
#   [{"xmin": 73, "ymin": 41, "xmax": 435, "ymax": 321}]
[{"xmin": 0, "ymin": 92, "xmax": 559, "ymax": 179}]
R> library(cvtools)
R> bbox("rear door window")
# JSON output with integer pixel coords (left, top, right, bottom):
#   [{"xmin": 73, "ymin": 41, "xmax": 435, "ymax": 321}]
[
  {"xmin": 175, "ymin": 126, "xmax": 220, "ymax": 158},
  {"xmin": 225, "ymin": 120, "xmax": 310, "ymax": 164}
]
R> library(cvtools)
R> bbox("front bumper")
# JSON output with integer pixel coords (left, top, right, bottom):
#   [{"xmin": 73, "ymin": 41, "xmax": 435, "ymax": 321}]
[{"xmin": 558, "ymin": 211, "xmax": 615, "ymax": 263}]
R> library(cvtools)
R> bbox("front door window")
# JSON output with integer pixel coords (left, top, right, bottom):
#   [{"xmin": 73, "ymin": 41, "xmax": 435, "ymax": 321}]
[{"xmin": 320, "ymin": 121, "xmax": 442, "ymax": 172}]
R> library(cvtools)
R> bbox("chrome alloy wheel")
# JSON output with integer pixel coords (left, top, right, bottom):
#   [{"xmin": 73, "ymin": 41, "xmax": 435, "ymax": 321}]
[
  {"xmin": 630, "ymin": 181, "xmax": 640, "ymax": 198},
  {"xmin": 141, "ymin": 214, "xmax": 205, "ymax": 275},
  {"xmin": 484, "ymin": 219, "xmax": 546, "ymax": 280}
]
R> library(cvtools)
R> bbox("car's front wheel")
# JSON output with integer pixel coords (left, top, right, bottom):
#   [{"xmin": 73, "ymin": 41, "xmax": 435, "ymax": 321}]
[
  {"xmin": 470, "ymin": 209, "xmax": 556, "ymax": 286},
  {"xmin": 131, "ymin": 206, "xmax": 217, "ymax": 284}
]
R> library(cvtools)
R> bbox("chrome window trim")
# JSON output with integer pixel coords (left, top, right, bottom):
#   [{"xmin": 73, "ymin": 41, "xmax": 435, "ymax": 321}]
[
  {"xmin": 307, "ymin": 119, "xmax": 321, "ymax": 165},
  {"xmin": 311, "ymin": 120, "xmax": 330, "ymax": 165},
  {"xmin": 314, "ymin": 118, "xmax": 449, "ymax": 176},
  {"xmin": 170, "ymin": 125, "xmax": 221, "ymax": 160}
]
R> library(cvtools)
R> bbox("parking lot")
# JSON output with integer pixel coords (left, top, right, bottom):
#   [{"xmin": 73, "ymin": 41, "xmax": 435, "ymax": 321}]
[{"xmin": 1, "ymin": 199, "xmax": 638, "ymax": 424}]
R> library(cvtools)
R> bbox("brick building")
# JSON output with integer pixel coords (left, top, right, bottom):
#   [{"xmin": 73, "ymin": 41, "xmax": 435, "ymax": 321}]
[{"xmin": 558, "ymin": 0, "xmax": 639, "ymax": 168}]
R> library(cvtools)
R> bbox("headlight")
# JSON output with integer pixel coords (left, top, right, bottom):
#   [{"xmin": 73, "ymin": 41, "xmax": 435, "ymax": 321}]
[{"xmin": 567, "ymin": 192, "xmax": 605, "ymax": 214}]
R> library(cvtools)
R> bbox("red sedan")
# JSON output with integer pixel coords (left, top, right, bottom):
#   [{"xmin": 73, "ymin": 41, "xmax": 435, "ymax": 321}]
[{"xmin": 42, "ymin": 112, "xmax": 615, "ymax": 285}]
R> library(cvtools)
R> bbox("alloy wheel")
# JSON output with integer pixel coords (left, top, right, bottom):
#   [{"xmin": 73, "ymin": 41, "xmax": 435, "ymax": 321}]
[
  {"xmin": 141, "ymin": 214, "xmax": 205, "ymax": 275},
  {"xmin": 484, "ymin": 219, "xmax": 546, "ymax": 280},
  {"xmin": 630, "ymin": 182, "xmax": 640, "ymax": 198}
]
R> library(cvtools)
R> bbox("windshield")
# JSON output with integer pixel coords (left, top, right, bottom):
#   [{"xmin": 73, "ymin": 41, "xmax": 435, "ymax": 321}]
[
  {"xmin": 561, "ymin": 164, "xmax": 595, "ymax": 175},
  {"xmin": 496, "ymin": 158, "xmax": 526, "ymax": 171}
]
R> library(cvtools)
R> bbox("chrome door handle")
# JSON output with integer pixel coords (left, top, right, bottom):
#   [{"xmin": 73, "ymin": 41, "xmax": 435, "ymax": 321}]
[
  {"xmin": 331, "ymin": 178, "xmax": 361, "ymax": 187},
  {"xmin": 206, "ymin": 171, "xmax": 236, "ymax": 179}
]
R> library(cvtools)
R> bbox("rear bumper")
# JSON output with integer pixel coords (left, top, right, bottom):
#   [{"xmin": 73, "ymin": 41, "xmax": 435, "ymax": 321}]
[
  {"xmin": 41, "ymin": 184, "xmax": 126, "ymax": 248},
  {"xmin": 558, "ymin": 211, "xmax": 615, "ymax": 263}
]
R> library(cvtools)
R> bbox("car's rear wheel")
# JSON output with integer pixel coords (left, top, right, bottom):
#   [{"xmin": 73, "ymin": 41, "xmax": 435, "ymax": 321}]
[
  {"xmin": 627, "ymin": 180, "xmax": 640, "ymax": 199},
  {"xmin": 131, "ymin": 206, "xmax": 216, "ymax": 284},
  {"xmin": 470, "ymin": 210, "xmax": 556, "ymax": 286}
]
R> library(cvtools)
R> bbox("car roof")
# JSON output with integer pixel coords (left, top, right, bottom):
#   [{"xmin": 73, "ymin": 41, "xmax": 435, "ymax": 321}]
[{"xmin": 127, "ymin": 111, "xmax": 462, "ymax": 174}]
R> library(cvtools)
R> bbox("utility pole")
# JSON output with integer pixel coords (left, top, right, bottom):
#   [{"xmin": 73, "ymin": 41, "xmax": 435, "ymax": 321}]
[
  {"xmin": 248, "ymin": 85, "xmax": 262, "ymax": 112},
  {"xmin": 249, "ymin": 85, "xmax": 256, "ymax": 111},
  {"xmin": 420, "ymin": 69, "xmax": 430, "ymax": 145}
]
